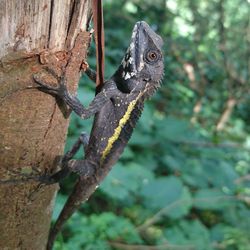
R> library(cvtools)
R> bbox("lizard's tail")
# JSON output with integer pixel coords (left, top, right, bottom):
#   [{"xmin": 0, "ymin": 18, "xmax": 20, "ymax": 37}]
[{"xmin": 46, "ymin": 176, "xmax": 97, "ymax": 250}]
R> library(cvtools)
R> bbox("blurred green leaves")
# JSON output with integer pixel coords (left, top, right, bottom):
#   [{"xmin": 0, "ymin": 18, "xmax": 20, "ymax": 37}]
[
  {"xmin": 55, "ymin": 212, "xmax": 142, "ymax": 250},
  {"xmin": 100, "ymin": 163, "xmax": 154, "ymax": 201}
]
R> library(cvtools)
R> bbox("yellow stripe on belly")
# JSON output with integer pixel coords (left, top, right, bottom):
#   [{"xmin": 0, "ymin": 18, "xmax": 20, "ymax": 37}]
[{"xmin": 100, "ymin": 94, "xmax": 141, "ymax": 164}]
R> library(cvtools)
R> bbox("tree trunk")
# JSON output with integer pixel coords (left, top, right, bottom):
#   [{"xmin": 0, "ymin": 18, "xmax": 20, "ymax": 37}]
[{"xmin": 0, "ymin": 1, "xmax": 92, "ymax": 249}]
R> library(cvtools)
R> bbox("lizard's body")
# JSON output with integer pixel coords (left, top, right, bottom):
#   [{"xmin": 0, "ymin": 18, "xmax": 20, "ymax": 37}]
[{"xmin": 35, "ymin": 21, "xmax": 164, "ymax": 249}]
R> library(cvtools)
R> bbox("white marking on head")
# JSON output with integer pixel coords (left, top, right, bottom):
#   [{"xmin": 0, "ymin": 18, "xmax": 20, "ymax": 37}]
[
  {"xmin": 122, "ymin": 59, "xmax": 126, "ymax": 68},
  {"xmin": 130, "ymin": 72, "xmax": 136, "ymax": 77},
  {"xmin": 139, "ymin": 62, "xmax": 144, "ymax": 71},
  {"xmin": 138, "ymin": 54, "xmax": 144, "ymax": 71},
  {"xmin": 124, "ymin": 71, "xmax": 136, "ymax": 80},
  {"xmin": 125, "ymin": 58, "xmax": 131, "ymax": 67},
  {"xmin": 124, "ymin": 72, "xmax": 131, "ymax": 80},
  {"xmin": 132, "ymin": 30, "xmax": 137, "ymax": 39},
  {"xmin": 130, "ymin": 43, "xmax": 135, "ymax": 50}
]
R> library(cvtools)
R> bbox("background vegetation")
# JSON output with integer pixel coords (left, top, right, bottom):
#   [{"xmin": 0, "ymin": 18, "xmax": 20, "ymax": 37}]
[{"xmin": 54, "ymin": 0, "xmax": 250, "ymax": 249}]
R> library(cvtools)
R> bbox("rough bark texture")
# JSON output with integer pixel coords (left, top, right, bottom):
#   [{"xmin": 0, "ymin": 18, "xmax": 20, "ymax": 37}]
[{"xmin": 0, "ymin": 1, "xmax": 92, "ymax": 249}]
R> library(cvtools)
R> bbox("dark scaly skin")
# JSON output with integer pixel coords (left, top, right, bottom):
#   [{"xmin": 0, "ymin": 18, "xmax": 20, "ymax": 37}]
[{"xmin": 35, "ymin": 21, "xmax": 164, "ymax": 250}]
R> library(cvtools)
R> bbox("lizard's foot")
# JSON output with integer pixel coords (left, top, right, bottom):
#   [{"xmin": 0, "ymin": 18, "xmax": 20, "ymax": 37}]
[
  {"xmin": 0, "ymin": 167, "xmax": 59, "ymax": 185},
  {"xmin": 37, "ymin": 174, "xmax": 59, "ymax": 185},
  {"xmin": 33, "ymin": 68, "xmax": 68, "ymax": 98},
  {"xmin": 0, "ymin": 167, "xmax": 41, "ymax": 184}
]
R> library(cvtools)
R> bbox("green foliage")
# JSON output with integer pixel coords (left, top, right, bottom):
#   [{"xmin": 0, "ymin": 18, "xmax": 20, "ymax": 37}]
[
  {"xmin": 54, "ymin": 0, "xmax": 250, "ymax": 249},
  {"xmin": 164, "ymin": 220, "xmax": 211, "ymax": 250},
  {"xmin": 54, "ymin": 212, "xmax": 142, "ymax": 250}
]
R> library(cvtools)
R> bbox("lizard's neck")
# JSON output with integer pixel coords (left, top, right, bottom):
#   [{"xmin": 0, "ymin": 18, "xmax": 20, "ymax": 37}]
[{"xmin": 112, "ymin": 66, "xmax": 138, "ymax": 93}]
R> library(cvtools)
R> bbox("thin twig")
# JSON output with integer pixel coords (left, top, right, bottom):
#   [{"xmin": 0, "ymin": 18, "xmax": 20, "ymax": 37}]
[
  {"xmin": 172, "ymin": 140, "xmax": 248, "ymax": 151},
  {"xmin": 109, "ymin": 241, "xmax": 195, "ymax": 250},
  {"xmin": 137, "ymin": 195, "xmax": 237, "ymax": 232},
  {"xmin": 235, "ymin": 174, "xmax": 250, "ymax": 184}
]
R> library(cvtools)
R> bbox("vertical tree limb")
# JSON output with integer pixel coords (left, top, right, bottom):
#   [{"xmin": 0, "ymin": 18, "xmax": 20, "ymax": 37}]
[{"xmin": 0, "ymin": 1, "xmax": 92, "ymax": 249}]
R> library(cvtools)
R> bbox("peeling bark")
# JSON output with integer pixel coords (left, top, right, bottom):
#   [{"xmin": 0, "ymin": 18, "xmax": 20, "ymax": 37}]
[{"xmin": 0, "ymin": 1, "xmax": 92, "ymax": 249}]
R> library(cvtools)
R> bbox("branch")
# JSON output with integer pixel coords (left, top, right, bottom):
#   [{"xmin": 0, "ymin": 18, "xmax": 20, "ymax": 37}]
[
  {"xmin": 215, "ymin": 97, "xmax": 237, "ymax": 131},
  {"xmin": 235, "ymin": 174, "xmax": 250, "ymax": 184},
  {"xmin": 109, "ymin": 241, "xmax": 195, "ymax": 250},
  {"xmin": 172, "ymin": 140, "xmax": 247, "ymax": 151},
  {"xmin": 137, "ymin": 195, "xmax": 237, "ymax": 232}
]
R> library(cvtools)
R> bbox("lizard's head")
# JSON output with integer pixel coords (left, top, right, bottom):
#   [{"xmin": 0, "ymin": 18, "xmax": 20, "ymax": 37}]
[{"xmin": 114, "ymin": 21, "xmax": 164, "ymax": 94}]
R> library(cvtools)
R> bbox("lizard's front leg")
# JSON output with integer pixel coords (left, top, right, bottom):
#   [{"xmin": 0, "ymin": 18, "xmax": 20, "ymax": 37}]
[{"xmin": 33, "ymin": 70, "xmax": 115, "ymax": 119}]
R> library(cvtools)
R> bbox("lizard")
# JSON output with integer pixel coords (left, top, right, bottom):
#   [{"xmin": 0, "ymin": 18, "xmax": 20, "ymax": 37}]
[{"xmin": 34, "ymin": 21, "xmax": 164, "ymax": 250}]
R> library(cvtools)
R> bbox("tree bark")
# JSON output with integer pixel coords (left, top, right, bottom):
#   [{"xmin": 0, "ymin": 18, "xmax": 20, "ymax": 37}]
[{"xmin": 0, "ymin": 1, "xmax": 92, "ymax": 249}]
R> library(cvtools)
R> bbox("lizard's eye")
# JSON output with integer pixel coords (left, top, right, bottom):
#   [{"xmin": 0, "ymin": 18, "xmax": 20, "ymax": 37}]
[{"xmin": 145, "ymin": 50, "xmax": 161, "ymax": 64}]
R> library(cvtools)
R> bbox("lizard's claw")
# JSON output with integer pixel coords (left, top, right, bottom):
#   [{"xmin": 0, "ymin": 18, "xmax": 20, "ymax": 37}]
[
  {"xmin": 33, "ymin": 69, "xmax": 68, "ymax": 98},
  {"xmin": 0, "ymin": 173, "xmax": 42, "ymax": 185},
  {"xmin": 0, "ymin": 167, "xmax": 59, "ymax": 185},
  {"xmin": 38, "ymin": 174, "xmax": 58, "ymax": 185},
  {"xmin": 33, "ymin": 74, "xmax": 59, "ymax": 95}
]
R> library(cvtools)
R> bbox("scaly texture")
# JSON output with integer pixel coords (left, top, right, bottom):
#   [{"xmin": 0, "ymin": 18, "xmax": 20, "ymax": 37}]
[{"xmin": 35, "ymin": 21, "xmax": 164, "ymax": 250}]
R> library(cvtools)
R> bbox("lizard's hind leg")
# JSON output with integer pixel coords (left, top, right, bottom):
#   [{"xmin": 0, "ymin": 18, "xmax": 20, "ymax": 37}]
[
  {"xmin": 40, "ymin": 132, "xmax": 89, "ymax": 184},
  {"xmin": 62, "ymin": 132, "xmax": 89, "ymax": 164}
]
